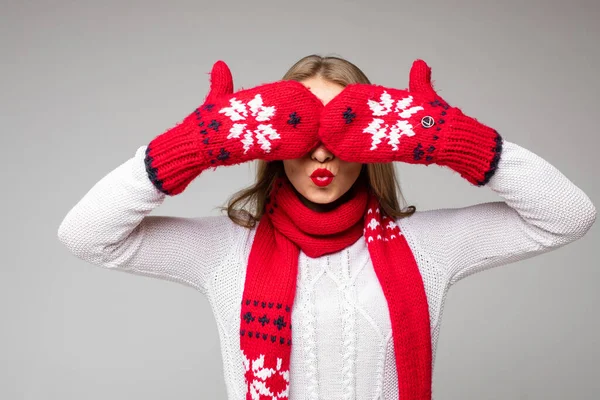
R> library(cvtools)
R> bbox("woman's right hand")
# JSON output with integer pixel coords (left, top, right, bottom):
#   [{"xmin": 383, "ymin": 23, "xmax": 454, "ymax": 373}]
[{"xmin": 145, "ymin": 60, "xmax": 324, "ymax": 196}]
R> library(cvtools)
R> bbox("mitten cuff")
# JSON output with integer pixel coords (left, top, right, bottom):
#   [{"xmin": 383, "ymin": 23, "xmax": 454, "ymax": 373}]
[
  {"xmin": 437, "ymin": 110, "xmax": 503, "ymax": 186},
  {"xmin": 144, "ymin": 114, "xmax": 208, "ymax": 196}
]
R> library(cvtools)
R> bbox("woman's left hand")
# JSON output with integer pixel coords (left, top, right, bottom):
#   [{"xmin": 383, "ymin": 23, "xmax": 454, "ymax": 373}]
[{"xmin": 318, "ymin": 59, "xmax": 503, "ymax": 186}]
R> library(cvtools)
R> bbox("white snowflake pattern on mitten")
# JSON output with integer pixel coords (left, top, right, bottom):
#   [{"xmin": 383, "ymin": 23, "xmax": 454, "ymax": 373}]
[
  {"xmin": 364, "ymin": 91, "xmax": 424, "ymax": 151},
  {"xmin": 219, "ymin": 94, "xmax": 281, "ymax": 154}
]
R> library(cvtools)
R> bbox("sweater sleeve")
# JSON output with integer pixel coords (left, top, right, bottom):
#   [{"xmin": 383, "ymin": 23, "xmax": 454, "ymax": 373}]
[
  {"xmin": 57, "ymin": 145, "xmax": 238, "ymax": 294},
  {"xmin": 397, "ymin": 140, "xmax": 596, "ymax": 285}
]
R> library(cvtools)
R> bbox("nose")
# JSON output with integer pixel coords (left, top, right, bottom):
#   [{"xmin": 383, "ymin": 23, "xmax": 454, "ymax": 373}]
[{"xmin": 310, "ymin": 144, "xmax": 335, "ymax": 163}]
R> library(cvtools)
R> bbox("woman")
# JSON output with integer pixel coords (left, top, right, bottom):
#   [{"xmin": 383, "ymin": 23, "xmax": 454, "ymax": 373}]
[{"xmin": 58, "ymin": 55, "xmax": 596, "ymax": 400}]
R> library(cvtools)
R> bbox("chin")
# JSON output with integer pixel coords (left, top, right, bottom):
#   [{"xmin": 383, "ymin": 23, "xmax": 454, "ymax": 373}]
[{"xmin": 301, "ymin": 186, "xmax": 344, "ymax": 204}]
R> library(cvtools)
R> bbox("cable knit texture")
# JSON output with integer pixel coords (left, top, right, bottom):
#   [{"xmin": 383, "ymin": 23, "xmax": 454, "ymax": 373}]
[
  {"xmin": 318, "ymin": 60, "xmax": 502, "ymax": 186},
  {"xmin": 145, "ymin": 60, "xmax": 323, "ymax": 196},
  {"xmin": 58, "ymin": 141, "xmax": 596, "ymax": 399}
]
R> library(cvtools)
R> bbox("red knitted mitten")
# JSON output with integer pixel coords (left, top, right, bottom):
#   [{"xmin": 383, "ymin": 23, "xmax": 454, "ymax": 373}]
[
  {"xmin": 318, "ymin": 59, "xmax": 503, "ymax": 186},
  {"xmin": 145, "ymin": 61, "xmax": 324, "ymax": 195}
]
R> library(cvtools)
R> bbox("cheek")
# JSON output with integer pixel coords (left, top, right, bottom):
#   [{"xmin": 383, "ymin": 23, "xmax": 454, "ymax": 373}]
[
  {"xmin": 339, "ymin": 162, "xmax": 363, "ymax": 185},
  {"xmin": 283, "ymin": 160, "xmax": 301, "ymax": 180}
]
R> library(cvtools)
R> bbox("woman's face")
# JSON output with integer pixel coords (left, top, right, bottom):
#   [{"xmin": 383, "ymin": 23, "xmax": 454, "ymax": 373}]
[{"xmin": 282, "ymin": 77, "xmax": 363, "ymax": 205}]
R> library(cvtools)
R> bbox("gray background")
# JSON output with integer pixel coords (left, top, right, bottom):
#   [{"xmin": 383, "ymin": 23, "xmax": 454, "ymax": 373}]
[{"xmin": 2, "ymin": 0, "xmax": 598, "ymax": 399}]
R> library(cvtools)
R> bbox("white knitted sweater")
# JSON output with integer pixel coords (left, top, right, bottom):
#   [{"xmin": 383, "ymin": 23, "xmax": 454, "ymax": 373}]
[{"xmin": 58, "ymin": 140, "xmax": 596, "ymax": 400}]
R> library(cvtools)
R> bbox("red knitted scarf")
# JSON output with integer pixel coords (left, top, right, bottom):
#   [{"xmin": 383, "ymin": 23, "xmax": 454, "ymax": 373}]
[{"xmin": 240, "ymin": 178, "xmax": 432, "ymax": 399}]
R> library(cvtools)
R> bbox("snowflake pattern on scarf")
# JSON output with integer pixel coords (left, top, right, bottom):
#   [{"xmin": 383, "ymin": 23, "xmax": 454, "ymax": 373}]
[
  {"xmin": 242, "ymin": 351, "xmax": 290, "ymax": 400},
  {"xmin": 364, "ymin": 206, "xmax": 403, "ymax": 243}
]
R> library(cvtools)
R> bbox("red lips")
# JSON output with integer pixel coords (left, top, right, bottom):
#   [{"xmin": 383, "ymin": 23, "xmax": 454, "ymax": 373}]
[
  {"xmin": 311, "ymin": 168, "xmax": 334, "ymax": 178},
  {"xmin": 310, "ymin": 168, "xmax": 334, "ymax": 187}
]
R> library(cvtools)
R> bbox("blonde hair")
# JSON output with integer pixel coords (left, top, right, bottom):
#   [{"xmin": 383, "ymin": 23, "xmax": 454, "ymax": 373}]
[{"xmin": 224, "ymin": 54, "xmax": 416, "ymax": 228}]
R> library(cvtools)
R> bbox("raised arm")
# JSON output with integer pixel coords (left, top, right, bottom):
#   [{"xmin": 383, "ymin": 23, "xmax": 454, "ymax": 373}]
[
  {"xmin": 57, "ymin": 145, "xmax": 239, "ymax": 293},
  {"xmin": 317, "ymin": 59, "xmax": 595, "ymax": 284},
  {"xmin": 58, "ymin": 60, "xmax": 325, "ymax": 292},
  {"xmin": 398, "ymin": 140, "xmax": 596, "ymax": 285}
]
